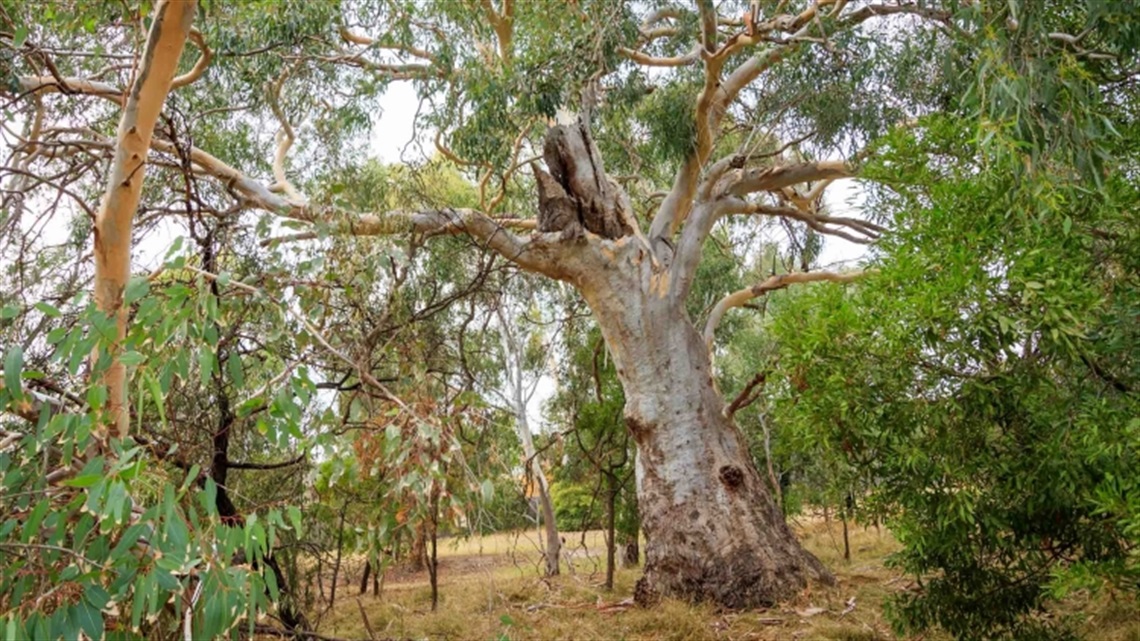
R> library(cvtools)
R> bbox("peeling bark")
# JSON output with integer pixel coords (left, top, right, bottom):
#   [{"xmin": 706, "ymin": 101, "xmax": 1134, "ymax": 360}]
[{"xmin": 92, "ymin": 0, "xmax": 196, "ymax": 439}]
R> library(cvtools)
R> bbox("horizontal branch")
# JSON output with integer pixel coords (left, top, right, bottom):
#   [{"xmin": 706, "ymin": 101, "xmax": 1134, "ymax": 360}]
[
  {"xmin": 704, "ymin": 270, "xmax": 869, "ymax": 351},
  {"xmin": 339, "ymin": 26, "xmax": 436, "ymax": 62},
  {"xmin": 14, "ymin": 76, "xmax": 123, "ymax": 103},
  {"xmin": 617, "ymin": 45, "xmax": 701, "ymax": 67},
  {"xmin": 299, "ymin": 53, "xmax": 437, "ymax": 78},
  {"xmin": 726, "ymin": 160, "xmax": 851, "ymax": 197},
  {"xmin": 264, "ymin": 209, "xmax": 566, "ymax": 277},
  {"xmin": 227, "ymin": 451, "xmax": 307, "ymax": 471},
  {"xmin": 265, "ymin": 215, "xmax": 536, "ymax": 244},
  {"xmin": 720, "ymin": 198, "xmax": 884, "ymax": 244},
  {"xmin": 49, "ymin": 128, "xmax": 557, "ymax": 278}
]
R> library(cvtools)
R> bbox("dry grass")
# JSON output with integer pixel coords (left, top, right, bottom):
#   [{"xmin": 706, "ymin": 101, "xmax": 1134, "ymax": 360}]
[{"xmin": 304, "ymin": 518, "xmax": 1138, "ymax": 641}]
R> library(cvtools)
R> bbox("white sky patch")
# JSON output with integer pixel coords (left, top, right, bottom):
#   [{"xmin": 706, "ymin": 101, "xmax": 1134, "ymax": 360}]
[
  {"xmin": 369, "ymin": 82, "xmax": 432, "ymax": 164},
  {"xmin": 817, "ymin": 179, "xmax": 872, "ymax": 268}
]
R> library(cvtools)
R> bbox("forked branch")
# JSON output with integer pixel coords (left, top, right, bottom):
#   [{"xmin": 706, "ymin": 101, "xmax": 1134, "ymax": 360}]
[
  {"xmin": 645, "ymin": 0, "xmax": 955, "ymax": 254},
  {"xmin": 670, "ymin": 159, "xmax": 855, "ymax": 300}
]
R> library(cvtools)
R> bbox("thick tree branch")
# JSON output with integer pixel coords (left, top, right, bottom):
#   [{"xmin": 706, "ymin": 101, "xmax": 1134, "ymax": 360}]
[
  {"xmin": 478, "ymin": 0, "xmax": 514, "ymax": 62},
  {"xmin": 13, "ymin": 76, "xmax": 123, "ymax": 103},
  {"xmin": 696, "ymin": 0, "xmax": 718, "ymax": 53},
  {"xmin": 725, "ymin": 160, "xmax": 851, "ymax": 197},
  {"xmin": 704, "ymin": 270, "xmax": 868, "ymax": 351}
]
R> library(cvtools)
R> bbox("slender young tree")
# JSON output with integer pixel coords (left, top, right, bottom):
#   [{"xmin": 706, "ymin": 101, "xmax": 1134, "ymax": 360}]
[{"xmin": 490, "ymin": 291, "xmax": 562, "ymax": 576}]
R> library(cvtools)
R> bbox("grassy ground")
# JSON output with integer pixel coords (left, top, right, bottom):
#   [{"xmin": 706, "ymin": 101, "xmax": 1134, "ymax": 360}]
[{"xmin": 308, "ymin": 518, "xmax": 1139, "ymax": 641}]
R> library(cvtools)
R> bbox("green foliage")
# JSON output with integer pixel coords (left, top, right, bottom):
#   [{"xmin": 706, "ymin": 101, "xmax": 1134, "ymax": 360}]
[
  {"xmin": 549, "ymin": 481, "xmax": 601, "ymax": 531},
  {"xmin": 636, "ymin": 78, "xmax": 700, "ymax": 165},
  {"xmin": 952, "ymin": 0, "xmax": 1140, "ymax": 187},
  {"xmin": 3, "ymin": 0, "xmax": 1140, "ymax": 636},
  {"xmin": 761, "ymin": 114, "xmax": 1140, "ymax": 640},
  {"xmin": 0, "ymin": 305, "xmax": 301, "ymax": 640}
]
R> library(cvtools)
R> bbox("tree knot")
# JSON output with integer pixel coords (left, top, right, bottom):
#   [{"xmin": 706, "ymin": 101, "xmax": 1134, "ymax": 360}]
[{"xmin": 719, "ymin": 465, "xmax": 744, "ymax": 490}]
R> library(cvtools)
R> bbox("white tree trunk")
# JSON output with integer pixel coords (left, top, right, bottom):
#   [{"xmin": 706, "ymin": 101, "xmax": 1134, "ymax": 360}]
[
  {"xmin": 575, "ymin": 241, "xmax": 831, "ymax": 607},
  {"xmin": 515, "ymin": 405, "xmax": 561, "ymax": 577},
  {"xmin": 495, "ymin": 307, "xmax": 561, "ymax": 576},
  {"xmin": 527, "ymin": 122, "xmax": 830, "ymax": 607}
]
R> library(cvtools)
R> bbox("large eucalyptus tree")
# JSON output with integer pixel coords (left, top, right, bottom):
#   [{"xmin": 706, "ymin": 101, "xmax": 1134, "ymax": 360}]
[{"xmin": 3, "ymin": 0, "xmax": 1135, "ymax": 610}]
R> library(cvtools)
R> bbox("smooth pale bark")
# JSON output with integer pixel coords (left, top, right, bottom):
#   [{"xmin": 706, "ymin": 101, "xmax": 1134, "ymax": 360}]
[
  {"xmin": 92, "ymin": 0, "xmax": 196, "ymax": 439},
  {"xmin": 494, "ymin": 306, "xmax": 561, "ymax": 576},
  {"xmin": 517, "ymin": 408, "xmax": 560, "ymax": 577},
  {"xmin": 574, "ymin": 241, "xmax": 832, "ymax": 606}
]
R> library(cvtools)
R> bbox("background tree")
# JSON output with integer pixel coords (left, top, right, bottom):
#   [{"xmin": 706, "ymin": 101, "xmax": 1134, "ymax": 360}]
[
  {"xmin": 470, "ymin": 276, "xmax": 565, "ymax": 577},
  {"xmin": 549, "ymin": 319, "xmax": 639, "ymax": 589}
]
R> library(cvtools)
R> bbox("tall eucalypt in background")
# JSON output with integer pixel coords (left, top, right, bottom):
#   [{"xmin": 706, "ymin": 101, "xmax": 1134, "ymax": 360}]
[{"xmin": 2, "ymin": 0, "xmax": 1137, "ymax": 617}]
